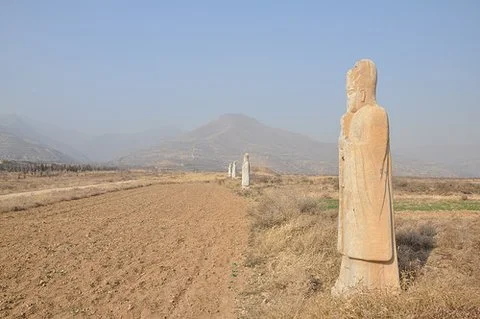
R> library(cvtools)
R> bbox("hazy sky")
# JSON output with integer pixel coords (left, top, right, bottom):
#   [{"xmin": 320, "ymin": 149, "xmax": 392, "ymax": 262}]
[{"xmin": 1, "ymin": 1, "xmax": 479, "ymax": 146}]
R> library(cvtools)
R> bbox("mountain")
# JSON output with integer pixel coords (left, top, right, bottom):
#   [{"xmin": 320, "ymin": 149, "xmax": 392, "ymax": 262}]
[
  {"xmin": 0, "ymin": 114, "xmax": 89, "ymax": 163},
  {"xmin": 117, "ymin": 114, "xmax": 338, "ymax": 174},
  {"xmin": 75, "ymin": 128, "xmax": 183, "ymax": 163},
  {"xmin": 117, "ymin": 114, "xmax": 479, "ymax": 177},
  {"xmin": 1, "ymin": 113, "xmax": 478, "ymax": 177},
  {"xmin": 0, "ymin": 114, "xmax": 182, "ymax": 163},
  {"xmin": 26, "ymin": 116, "xmax": 182, "ymax": 163},
  {"xmin": 0, "ymin": 131, "xmax": 75, "ymax": 163},
  {"xmin": 394, "ymin": 145, "xmax": 480, "ymax": 177}
]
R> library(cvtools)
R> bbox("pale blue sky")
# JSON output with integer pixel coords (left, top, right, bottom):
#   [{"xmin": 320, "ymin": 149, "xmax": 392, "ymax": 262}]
[{"xmin": 1, "ymin": 1, "xmax": 479, "ymax": 146}]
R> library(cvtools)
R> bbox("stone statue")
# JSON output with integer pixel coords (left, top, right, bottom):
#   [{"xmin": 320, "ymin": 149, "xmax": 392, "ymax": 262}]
[
  {"xmin": 242, "ymin": 153, "xmax": 250, "ymax": 188},
  {"xmin": 332, "ymin": 59, "xmax": 400, "ymax": 295},
  {"xmin": 228, "ymin": 162, "xmax": 232, "ymax": 177},
  {"xmin": 232, "ymin": 161, "xmax": 237, "ymax": 179}
]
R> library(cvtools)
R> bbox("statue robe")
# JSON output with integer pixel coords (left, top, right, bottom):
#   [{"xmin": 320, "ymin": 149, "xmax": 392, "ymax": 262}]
[{"xmin": 334, "ymin": 104, "xmax": 399, "ymax": 294}]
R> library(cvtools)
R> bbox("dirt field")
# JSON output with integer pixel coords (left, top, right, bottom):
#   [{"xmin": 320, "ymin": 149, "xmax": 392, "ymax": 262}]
[
  {"xmin": 0, "ymin": 182, "xmax": 248, "ymax": 318},
  {"xmin": 0, "ymin": 171, "xmax": 226, "ymax": 213}
]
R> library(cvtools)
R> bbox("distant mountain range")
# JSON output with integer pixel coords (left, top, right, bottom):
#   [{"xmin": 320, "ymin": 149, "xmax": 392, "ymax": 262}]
[
  {"xmin": 0, "ymin": 114, "xmax": 181, "ymax": 163},
  {"xmin": 0, "ymin": 113, "xmax": 478, "ymax": 177},
  {"xmin": 0, "ymin": 131, "xmax": 75, "ymax": 163},
  {"xmin": 0, "ymin": 115, "xmax": 78, "ymax": 163},
  {"xmin": 117, "ymin": 114, "xmax": 338, "ymax": 174}
]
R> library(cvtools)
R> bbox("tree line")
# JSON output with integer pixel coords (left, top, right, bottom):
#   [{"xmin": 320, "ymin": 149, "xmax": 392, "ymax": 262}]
[{"xmin": 0, "ymin": 160, "xmax": 118, "ymax": 176}]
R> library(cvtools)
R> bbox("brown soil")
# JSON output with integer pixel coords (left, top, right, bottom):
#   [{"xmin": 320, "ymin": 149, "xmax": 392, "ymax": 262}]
[{"xmin": 0, "ymin": 183, "xmax": 249, "ymax": 318}]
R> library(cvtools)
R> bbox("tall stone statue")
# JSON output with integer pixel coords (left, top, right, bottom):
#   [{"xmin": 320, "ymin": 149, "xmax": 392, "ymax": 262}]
[
  {"xmin": 228, "ymin": 162, "xmax": 232, "ymax": 177},
  {"xmin": 232, "ymin": 161, "xmax": 237, "ymax": 179},
  {"xmin": 242, "ymin": 153, "xmax": 250, "ymax": 188},
  {"xmin": 332, "ymin": 59, "xmax": 400, "ymax": 295}
]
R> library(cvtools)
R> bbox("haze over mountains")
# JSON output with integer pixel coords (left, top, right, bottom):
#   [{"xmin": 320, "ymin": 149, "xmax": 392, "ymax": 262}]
[
  {"xmin": 0, "ymin": 113, "xmax": 478, "ymax": 177},
  {"xmin": 0, "ymin": 114, "xmax": 181, "ymax": 164},
  {"xmin": 117, "ymin": 114, "xmax": 338, "ymax": 174},
  {"xmin": 0, "ymin": 114, "xmax": 78, "ymax": 163}
]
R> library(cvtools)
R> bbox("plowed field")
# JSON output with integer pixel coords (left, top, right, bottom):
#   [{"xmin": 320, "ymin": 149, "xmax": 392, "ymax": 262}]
[{"xmin": 0, "ymin": 183, "xmax": 248, "ymax": 318}]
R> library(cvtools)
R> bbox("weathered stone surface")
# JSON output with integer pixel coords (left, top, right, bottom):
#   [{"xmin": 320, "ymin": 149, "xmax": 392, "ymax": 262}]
[
  {"xmin": 232, "ymin": 161, "xmax": 237, "ymax": 179},
  {"xmin": 332, "ymin": 59, "xmax": 400, "ymax": 295},
  {"xmin": 228, "ymin": 162, "xmax": 232, "ymax": 177},
  {"xmin": 242, "ymin": 153, "xmax": 250, "ymax": 188}
]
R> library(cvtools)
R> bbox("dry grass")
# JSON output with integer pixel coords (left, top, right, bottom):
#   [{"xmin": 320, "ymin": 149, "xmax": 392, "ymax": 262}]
[
  {"xmin": 393, "ymin": 177, "xmax": 480, "ymax": 196},
  {"xmin": 237, "ymin": 187, "xmax": 480, "ymax": 318},
  {"xmin": 233, "ymin": 175, "xmax": 480, "ymax": 200}
]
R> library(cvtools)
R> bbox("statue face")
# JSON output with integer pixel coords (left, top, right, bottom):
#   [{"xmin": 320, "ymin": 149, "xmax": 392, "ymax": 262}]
[
  {"xmin": 346, "ymin": 60, "xmax": 376, "ymax": 113},
  {"xmin": 346, "ymin": 81, "xmax": 366, "ymax": 113}
]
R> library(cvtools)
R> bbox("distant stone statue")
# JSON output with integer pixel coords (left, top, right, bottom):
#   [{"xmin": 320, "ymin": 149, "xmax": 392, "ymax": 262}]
[
  {"xmin": 332, "ymin": 59, "xmax": 400, "ymax": 295},
  {"xmin": 242, "ymin": 153, "xmax": 250, "ymax": 188},
  {"xmin": 232, "ymin": 161, "xmax": 237, "ymax": 179},
  {"xmin": 228, "ymin": 162, "xmax": 232, "ymax": 177}
]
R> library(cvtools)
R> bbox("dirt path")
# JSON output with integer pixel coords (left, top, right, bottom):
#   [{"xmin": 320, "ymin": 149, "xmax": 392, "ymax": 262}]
[
  {"xmin": 0, "ymin": 183, "xmax": 249, "ymax": 318},
  {"xmin": 0, "ymin": 180, "xmax": 142, "ymax": 200}
]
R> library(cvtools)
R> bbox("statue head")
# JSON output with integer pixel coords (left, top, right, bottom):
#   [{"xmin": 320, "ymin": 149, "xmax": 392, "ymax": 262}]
[
  {"xmin": 244, "ymin": 153, "xmax": 249, "ymax": 162},
  {"xmin": 346, "ymin": 59, "xmax": 377, "ymax": 113}
]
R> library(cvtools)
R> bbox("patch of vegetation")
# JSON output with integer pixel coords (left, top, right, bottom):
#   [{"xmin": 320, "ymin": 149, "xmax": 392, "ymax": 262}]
[
  {"xmin": 305, "ymin": 198, "xmax": 480, "ymax": 212},
  {"xmin": 394, "ymin": 199, "xmax": 480, "ymax": 211}
]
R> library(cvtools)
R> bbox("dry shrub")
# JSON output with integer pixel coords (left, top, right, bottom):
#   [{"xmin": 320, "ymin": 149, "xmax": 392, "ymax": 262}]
[
  {"xmin": 297, "ymin": 197, "xmax": 319, "ymax": 213},
  {"xmin": 248, "ymin": 191, "xmax": 299, "ymax": 230},
  {"xmin": 254, "ymin": 174, "xmax": 283, "ymax": 185},
  {"xmin": 248, "ymin": 192, "xmax": 333, "ymax": 230},
  {"xmin": 238, "ymin": 188, "xmax": 480, "ymax": 318},
  {"xmin": 326, "ymin": 176, "xmax": 339, "ymax": 191}
]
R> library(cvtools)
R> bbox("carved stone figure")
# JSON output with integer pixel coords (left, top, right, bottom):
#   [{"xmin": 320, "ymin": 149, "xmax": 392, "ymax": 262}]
[
  {"xmin": 232, "ymin": 161, "xmax": 237, "ymax": 179},
  {"xmin": 332, "ymin": 59, "xmax": 400, "ymax": 295},
  {"xmin": 242, "ymin": 153, "xmax": 250, "ymax": 188},
  {"xmin": 228, "ymin": 162, "xmax": 232, "ymax": 177}
]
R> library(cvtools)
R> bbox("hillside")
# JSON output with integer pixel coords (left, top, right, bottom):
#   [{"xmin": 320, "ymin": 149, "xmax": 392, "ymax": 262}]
[
  {"xmin": 0, "ymin": 132, "xmax": 75, "ymax": 163},
  {"xmin": 0, "ymin": 114, "xmax": 87, "ymax": 163},
  {"xmin": 117, "ymin": 114, "xmax": 479, "ymax": 177},
  {"xmin": 75, "ymin": 128, "xmax": 182, "ymax": 162},
  {"xmin": 118, "ymin": 114, "xmax": 338, "ymax": 174},
  {"xmin": 1, "ymin": 113, "xmax": 478, "ymax": 176},
  {"xmin": 0, "ymin": 114, "xmax": 182, "ymax": 163}
]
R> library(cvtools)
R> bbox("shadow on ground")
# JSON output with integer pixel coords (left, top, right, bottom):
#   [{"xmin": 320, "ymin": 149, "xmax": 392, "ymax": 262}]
[{"xmin": 396, "ymin": 223, "xmax": 437, "ymax": 289}]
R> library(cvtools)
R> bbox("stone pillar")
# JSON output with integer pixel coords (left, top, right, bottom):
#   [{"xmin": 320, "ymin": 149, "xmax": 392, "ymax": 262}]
[
  {"xmin": 232, "ymin": 161, "xmax": 237, "ymax": 179},
  {"xmin": 332, "ymin": 59, "xmax": 400, "ymax": 295},
  {"xmin": 228, "ymin": 162, "xmax": 232, "ymax": 177},
  {"xmin": 242, "ymin": 153, "xmax": 250, "ymax": 188}
]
